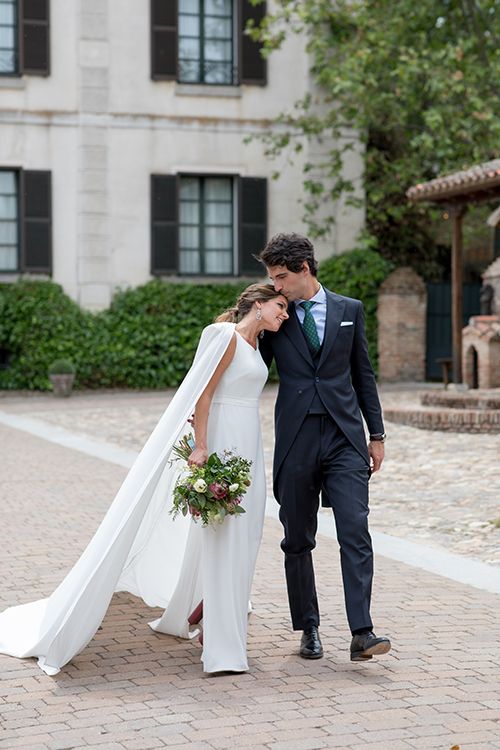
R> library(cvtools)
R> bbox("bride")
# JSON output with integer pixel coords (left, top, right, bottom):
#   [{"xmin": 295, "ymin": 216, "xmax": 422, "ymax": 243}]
[{"xmin": 0, "ymin": 284, "xmax": 288, "ymax": 675}]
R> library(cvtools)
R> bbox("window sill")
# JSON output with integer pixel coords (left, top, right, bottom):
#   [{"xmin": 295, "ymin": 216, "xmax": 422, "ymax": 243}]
[
  {"xmin": 0, "ymin": 76, "xmax": 25, "ymax": 89},
  {"xmin": 175, "ymin": 83, "xmax": 242, "ymax": 99}
]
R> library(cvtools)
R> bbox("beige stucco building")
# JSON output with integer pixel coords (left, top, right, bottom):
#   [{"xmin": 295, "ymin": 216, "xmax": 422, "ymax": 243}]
[{"xmin": 0, "ymin": 0, "xmax": 365, "ymax": 309}]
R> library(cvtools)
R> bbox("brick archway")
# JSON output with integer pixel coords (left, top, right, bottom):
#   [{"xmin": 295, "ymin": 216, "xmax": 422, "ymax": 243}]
[{"xmin": 464, "ymin": 345, "xmax": 479, "ymax": 389}]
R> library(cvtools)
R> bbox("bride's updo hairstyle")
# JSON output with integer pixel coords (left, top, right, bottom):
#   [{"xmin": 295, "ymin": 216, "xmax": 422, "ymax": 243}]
[{"xmin": 215, "ymin": 284, "xmax": 285, "ymax": 323}]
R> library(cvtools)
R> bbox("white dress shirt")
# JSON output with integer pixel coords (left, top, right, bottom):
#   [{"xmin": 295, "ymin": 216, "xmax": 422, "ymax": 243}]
[{"xmin": 294, "ymin": 284, "xmax": 327, "ymax": 345}]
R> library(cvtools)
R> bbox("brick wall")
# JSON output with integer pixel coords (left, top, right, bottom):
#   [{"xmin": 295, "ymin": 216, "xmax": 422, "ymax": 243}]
[
  {"xmin": 377, "ymin": 267, "xmax": 427, "ymax": 382},
  {"xmin": 462, "ymin": 316, "xmax": 500, "ymax": 389}
]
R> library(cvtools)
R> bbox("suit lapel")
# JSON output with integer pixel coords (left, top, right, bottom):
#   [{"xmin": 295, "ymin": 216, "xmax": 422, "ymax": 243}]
[
  {"xmin": 282, "ymin": 302, "xmax": 314, "ymax": 366},
  {"xmin": 317, "ymin": 290, "xmax": 346, "ymax": 369}
]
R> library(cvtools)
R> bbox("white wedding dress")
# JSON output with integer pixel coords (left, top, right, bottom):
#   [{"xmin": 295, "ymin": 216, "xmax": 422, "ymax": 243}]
[{"xmin": 0, "ymin": 323, "xmax": 268, "ymax": 675}]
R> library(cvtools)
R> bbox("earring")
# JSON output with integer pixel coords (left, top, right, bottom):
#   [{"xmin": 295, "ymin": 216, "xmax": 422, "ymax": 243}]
[{"xmin": 256, "ymin": 308, "xmax": 262, "ymax": 321}]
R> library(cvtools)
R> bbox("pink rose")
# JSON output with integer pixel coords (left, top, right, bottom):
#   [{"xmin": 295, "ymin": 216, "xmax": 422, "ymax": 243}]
[{"xmin": 209, "ymin": 482, "xmax": 227, "ymax": 499}]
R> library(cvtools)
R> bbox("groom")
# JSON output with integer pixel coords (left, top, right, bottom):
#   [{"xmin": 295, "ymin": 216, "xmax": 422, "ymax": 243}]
[{"xmin": 258, "ymin": 233, "xmax": 391, "ymax": 662}]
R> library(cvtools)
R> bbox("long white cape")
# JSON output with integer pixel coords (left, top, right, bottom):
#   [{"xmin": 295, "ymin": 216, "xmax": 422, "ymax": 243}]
[{"xmin": 0, "ymin": 323, "xmax": 235, "ymax": 675}]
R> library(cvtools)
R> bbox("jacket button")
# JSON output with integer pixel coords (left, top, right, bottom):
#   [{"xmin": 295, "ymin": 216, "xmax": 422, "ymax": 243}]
[
  {"xmin": 297, "ymin": 389, "xmax": 303, "ymax": 394},
  {"xmin": 315, "ymin": 377, "xmax": 320, "ymax": 383}
]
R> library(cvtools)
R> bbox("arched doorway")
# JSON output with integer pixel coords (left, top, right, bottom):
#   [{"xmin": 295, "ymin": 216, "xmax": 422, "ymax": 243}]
[{"xmin": 465, "ymin": 345, "xmax": 479, "ymax": 389}]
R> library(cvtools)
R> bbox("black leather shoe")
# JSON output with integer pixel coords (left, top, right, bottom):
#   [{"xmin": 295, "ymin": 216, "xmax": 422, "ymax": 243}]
[
  {"xmin": 350, "ymin": 632, "xmax": 391, "ymax": 661},
  {"xmin": 300, "ymin": 626, "xmax": 324, "ymax": 659}
]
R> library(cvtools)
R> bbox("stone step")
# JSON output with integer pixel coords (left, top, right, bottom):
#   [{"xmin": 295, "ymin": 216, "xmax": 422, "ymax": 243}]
[
  {"xmin": 384, "ymin": 406, "xmax": 500, "ymax": 433},
  {"xmin": 420, "ymin": 390, "xmax": 500, "ymax": 410}
]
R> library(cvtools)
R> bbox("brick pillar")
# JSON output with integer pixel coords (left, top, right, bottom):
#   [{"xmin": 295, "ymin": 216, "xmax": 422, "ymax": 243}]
[{"xmin": 377, "ymin": 267, "xmax": 427, "ymax": 382}]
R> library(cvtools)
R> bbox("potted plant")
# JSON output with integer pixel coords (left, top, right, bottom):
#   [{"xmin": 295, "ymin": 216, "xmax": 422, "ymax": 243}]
[{"xmin": 48, "ymin": 359, "xmax": 76, "ymax": 397}]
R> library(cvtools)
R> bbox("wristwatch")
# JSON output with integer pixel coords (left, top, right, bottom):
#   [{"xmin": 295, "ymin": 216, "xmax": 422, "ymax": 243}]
[{"xmin": 369, "ymin": 432, "xmax": 386, "ymax": 442}]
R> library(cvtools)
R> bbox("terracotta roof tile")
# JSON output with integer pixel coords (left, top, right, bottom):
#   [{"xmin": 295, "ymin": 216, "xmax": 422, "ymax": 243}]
[{"xmin": 407, "ymin": 159, "xmax": 500, "ymax": 203}]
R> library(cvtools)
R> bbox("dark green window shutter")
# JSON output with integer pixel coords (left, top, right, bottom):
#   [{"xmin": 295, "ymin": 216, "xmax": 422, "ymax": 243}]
[
  {"xmin": 21, "ymin": 170, "xmax": 52, "ymax": 273},
  {"xmin": 239, "ymin": 177, "xmax": 266, "ymax": 276},
  {"xmin": 239, "ymin": 0, "xmax": 266, "ymax": 86},
  {"xmin": 151, "ymin": 0, "xmax": 178, "ymax": 80},
  {"xmin": 151, "ymin": 175, "xmax": 178, "ymax": 274},
  {"xmin": 21, "ymin": 0, "xmax": 50, "ymax": 75}
]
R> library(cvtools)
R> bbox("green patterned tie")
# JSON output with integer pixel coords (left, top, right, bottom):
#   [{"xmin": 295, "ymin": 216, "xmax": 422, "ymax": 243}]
[{"xmin": 299, "ymin": 301, "xmax": 321, "ymax": 355}]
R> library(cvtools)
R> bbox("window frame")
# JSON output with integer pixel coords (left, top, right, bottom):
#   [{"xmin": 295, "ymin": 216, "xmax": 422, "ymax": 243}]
[
  {"xmin": 0, "ymin": 167, "xmax": 20, "ymax": 273},
  {"xmin": 0, "ymin": 0, "xmax": 50, "ymax": 78},
  {"xmin": 151, "ymin": 0, "xmax": 266, "ymax": 86},
  {"xmin": 151, "ymin": 172, "xmax": 265, "ymax": 278},
  {"xmin": 0, "ymin": 0, "xmax": 20, "ymax": 77},
  {"xmin": 178, "ymin": 172, "xmax": 236, "ymax": 277},
  {"xmin": 178, "ymin": 0, "xmax": 236, "ymax": 86}
]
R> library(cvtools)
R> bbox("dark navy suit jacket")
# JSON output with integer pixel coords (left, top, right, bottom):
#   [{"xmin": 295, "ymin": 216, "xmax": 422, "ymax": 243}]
[{"xmin": 260, "ymin": 288, "xmax": 384, "ymax": 487}]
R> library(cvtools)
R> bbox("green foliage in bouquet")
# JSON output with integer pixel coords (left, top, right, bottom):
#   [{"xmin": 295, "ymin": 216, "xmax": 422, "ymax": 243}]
[{"xmin": 170, "ymin": 433, "xmax": 252, "ymax": 527}]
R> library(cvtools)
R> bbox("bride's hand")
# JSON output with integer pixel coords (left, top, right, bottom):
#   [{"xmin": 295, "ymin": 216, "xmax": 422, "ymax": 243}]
[{"xmin": 188, "ymin": 447, "xmax": 208, "ymax": 466}]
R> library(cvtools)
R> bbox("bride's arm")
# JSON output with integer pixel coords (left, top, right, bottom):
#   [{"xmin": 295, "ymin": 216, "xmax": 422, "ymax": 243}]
[{"xmin": 188, "ymin": 333, "xmax": 237, "ymax": 466}]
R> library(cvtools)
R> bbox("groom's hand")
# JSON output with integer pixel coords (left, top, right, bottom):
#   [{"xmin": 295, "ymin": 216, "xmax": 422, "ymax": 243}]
[{"xmin": 368, "ymin": 441, "xmax": 385, "ymax": 473}]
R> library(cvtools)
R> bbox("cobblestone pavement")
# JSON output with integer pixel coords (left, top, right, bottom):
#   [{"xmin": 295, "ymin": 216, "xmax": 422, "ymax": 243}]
[
  {"xmin": 1, "ymin": 422, "xmax": 500, "ymax": 749},
  {"xmin": 1, "ymin": 385, "xmax": 499, "ymax": 565}
]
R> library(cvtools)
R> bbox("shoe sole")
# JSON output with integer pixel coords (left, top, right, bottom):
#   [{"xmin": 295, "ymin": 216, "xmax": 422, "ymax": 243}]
[
  {"xmin": 300, "ymin": 650, "xmax": 324, "ymax": 660},
  {"xmin": 351, "ymin": 641, "xmax": 391, "ymax": 661}
]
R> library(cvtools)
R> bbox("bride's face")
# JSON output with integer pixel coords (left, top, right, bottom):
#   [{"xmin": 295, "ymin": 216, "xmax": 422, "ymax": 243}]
[{"xmin": 258, "ymin": 296, "xmax": 289, "ymax": 332}]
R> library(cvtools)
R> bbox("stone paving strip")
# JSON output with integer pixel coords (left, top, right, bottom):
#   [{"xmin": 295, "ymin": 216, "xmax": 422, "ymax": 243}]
[
  {"xmin": 1, "ymin": 423, "xmax": 500, "ymax": 749},
  {"xmin": 1, "ymin": 385, "xmax": 498, "ymax": 565}
]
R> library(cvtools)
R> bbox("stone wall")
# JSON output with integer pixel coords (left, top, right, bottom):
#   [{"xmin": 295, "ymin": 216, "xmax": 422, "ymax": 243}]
[
  {"xmin": 377, "ymin": 267, "xmax": 427, "ymax": 382},
  {"xmin": 0, "ymin": 0, "xmax": 365, "ymax": 307}
]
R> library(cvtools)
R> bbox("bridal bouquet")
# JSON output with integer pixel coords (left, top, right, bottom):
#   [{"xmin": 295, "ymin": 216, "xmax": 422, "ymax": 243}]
[{"xmin": 170, "ymin": 433, "xmax": 252, "ymax": 527}]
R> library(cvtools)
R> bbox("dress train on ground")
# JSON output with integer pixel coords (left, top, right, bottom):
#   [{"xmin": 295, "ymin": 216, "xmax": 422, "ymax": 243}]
[{"xmin": 0, "ymin": 323, "xmax": 267, "ymax": 675}]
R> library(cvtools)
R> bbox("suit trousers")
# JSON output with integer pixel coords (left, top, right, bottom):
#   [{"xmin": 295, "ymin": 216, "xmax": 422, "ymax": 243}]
[{"xmin": 276, "ymin": 414, "xmax": 374, "ymax": 633}]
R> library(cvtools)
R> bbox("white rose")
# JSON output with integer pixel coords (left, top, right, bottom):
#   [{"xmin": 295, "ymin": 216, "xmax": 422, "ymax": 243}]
[
  {"xmin": 229, "ymin": 483, "xmax": 239, "ymax": 493},
  {"xmin": 193, "ymin": 478, "xmax": 207, "ymax": 493}
]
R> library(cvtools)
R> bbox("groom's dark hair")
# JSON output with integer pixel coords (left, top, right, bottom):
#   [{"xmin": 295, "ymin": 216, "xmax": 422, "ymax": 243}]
[{"xmin": 258, "ymin": 233, "xmax": 318, "ymax": 276}]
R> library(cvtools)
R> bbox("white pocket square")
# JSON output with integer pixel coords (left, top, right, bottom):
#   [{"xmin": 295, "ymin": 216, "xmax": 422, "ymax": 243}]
[{"xmin": 340, "ymin": 321, "xmax": 353, "ymax": 327}]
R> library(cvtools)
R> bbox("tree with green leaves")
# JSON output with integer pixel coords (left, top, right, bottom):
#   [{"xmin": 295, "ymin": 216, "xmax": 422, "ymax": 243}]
[{"xmin": 251, "ymin": 0, "xmax": 500, "ymax": 278}]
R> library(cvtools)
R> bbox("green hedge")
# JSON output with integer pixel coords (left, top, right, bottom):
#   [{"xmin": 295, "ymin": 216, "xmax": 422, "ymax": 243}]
[
  {"xmin": 318, "ymin": 248, "xmax": 394, "ymax": 369},
  {"xmin": 0, "ymin": 281, "xmax": 90, "ymax": 390},
  {"xmin": 0, "ymin": 280, "xmax": 245, "ymax": 390},
  {"xmin": 0, "ymin": 249, "xmax": 392, "ymax": 390}
]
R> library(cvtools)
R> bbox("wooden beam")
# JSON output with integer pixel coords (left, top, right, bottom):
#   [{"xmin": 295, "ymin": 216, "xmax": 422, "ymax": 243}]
[{"xmin": 449, "ymin": 206, "xmax": 467, "ymax": 383}]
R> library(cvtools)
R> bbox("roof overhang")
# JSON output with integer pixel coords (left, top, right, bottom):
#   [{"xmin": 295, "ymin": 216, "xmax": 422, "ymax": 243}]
[{"xmin": 407, "ymin": 159, "xmax": 500, "ymax": 206}]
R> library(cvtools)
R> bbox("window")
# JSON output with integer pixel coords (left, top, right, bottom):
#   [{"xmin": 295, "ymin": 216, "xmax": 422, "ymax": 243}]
[
  {"xmin": 0, "ymin": 0, "xmax": 50, "ymax": 76},
  {"xmin": 151, "ymin": 174, "xmax": 266, "ymax": 277},
  {"xmin": 151, "ymin": 0, "xmax": 266, "ymax": 86},
  {"xmin": 0, "ymin": 169, "xmax": 51, "ymax": 273},
  {"xmin": 178, "ymin": 0, "xmax": 234, "ymax": 85},
  {"xmin": 179, "ymin": 176, "xmax": 233, "ymax": 274},
  {"xmin": 0, "ymin": 0, "xmax": 17, "ymax": 74},
  {"xmin": 0, "ymin": 170, "xmax": 18, "ymax": 270}
]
